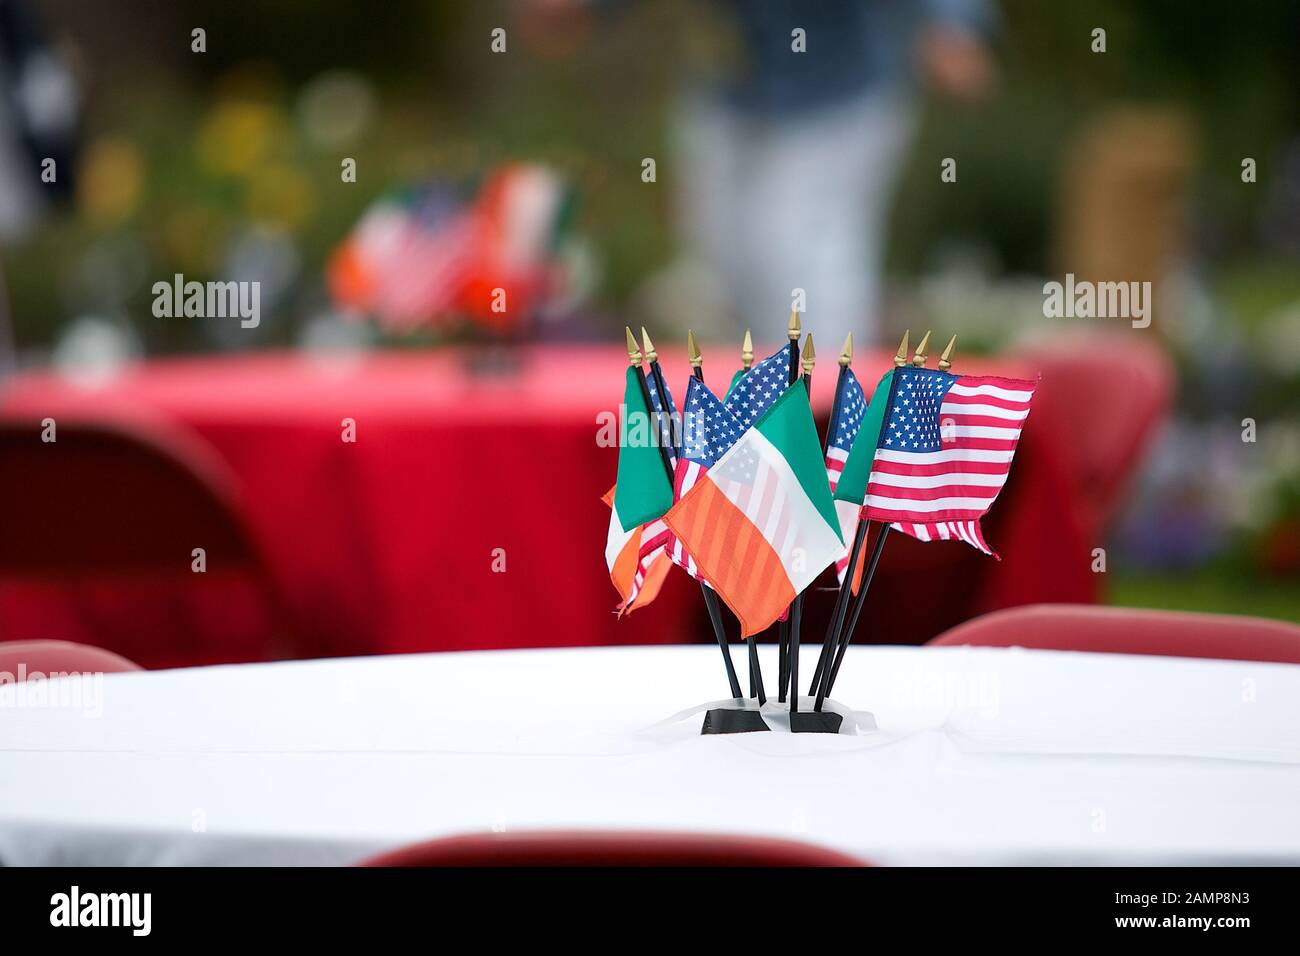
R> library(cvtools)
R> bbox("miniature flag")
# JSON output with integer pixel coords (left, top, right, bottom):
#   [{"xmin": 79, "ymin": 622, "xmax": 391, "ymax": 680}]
[
  {"xmin": 861, "ymin": 368, "xmax": 1036, "ymax": 557},
  {"xmin": 605, "ymin": 366, "xmax": 675, "ymax": 610},
  {"xmin": 664, "ymin": 381, "xmax": 843, "ymax": 637},
  {"xmin": 644, "ymin": 368, "xmax": 679, "ymax": 469},
  {"xmin": 824, "ymin": 366, "xmax": 868, "ymax": 584},
  {"xmin": 831, "ymin": 368, "xmax": 894, "ymax": 507},
  {"xmin": 618, "ymin": 373, "xmax": 706, "ymax": 610},
  {"xmin": 666, "ymin": 376, "xmax": 742, "ymax": 579},
  {"xmin": 724, "ymin": 343, "xmax": 792, "ymax": 428},
  {"xmin": 602, "ymin": 485, "xmax": 672, "ymax": 612},
  {"xmin": 623, "ymin": 375, "xmax": 741, "ymax": 607},
  {"xmin": 724, "ymin": 342, "xmax": 800, "ymax": 621}
]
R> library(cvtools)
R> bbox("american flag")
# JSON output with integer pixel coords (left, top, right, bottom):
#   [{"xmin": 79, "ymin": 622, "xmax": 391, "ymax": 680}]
[
  {"xmin": 824, "ymin": 367, "xmax": 867, "ymax": 581},
  {"xmin": 643, "ymin": 366, "xmax": 678, "ymax": 469},
  {"xmin": 336, "ymin": 192, "xmax": 478, "ymax": 331},
  {"xmin": 862, "ymin": 368, "xmax": 1036, "ymax": 557},
  {"xmin": 725, "ymin": 343, "xmax": 792, "ymax": 429}
]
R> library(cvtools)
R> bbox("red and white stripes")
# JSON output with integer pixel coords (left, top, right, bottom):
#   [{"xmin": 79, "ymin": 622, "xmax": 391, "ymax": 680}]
[{"xmin": 863, "ymin": 375, "xmax": 1035, "ymax": 558}]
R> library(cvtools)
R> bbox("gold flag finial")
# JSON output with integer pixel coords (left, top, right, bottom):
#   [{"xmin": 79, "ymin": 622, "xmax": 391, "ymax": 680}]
[
  {"xmin": 741, "ymin": 329, "xmax": 754, "ymax": 370},
  {"xmin": 687, "ymin": 329, "xmax": 703, "ymax": 369},
  {"xmin": 801, "ymin": 334, "xmax": 815, "ymax": 375},
  {"xmin": 788, "ymin": 307, "xmax": 801, "ymax": 340},
  {"xmin": 839, "ymin": 333, "xmax": 853, "ymax": 368},
  {"xmin": 640, "ymin": 327, "xmax": 658, "ymax": 364},
  {"xmin": 625, "ymin": 326, "xmax": 642, "ymax": 365},
  {"xmin": 893, "ymin": 330, "xmax": 910, "ymax": 367},
  {"xmin": 938, "ymin": 334, "xmax": 957, "ymax": 371},
  {"xmin": 911, "ymin": 330, "xmax": 932, "ymax": 367}
]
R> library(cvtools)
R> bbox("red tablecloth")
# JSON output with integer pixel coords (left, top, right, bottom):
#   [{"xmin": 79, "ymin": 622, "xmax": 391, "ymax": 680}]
[{"xmin": 0, "ymin": 342, "xmax": 1158, "ymax": 667}]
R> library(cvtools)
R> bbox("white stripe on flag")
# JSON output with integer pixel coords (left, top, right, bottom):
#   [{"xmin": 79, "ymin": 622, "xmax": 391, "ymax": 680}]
[
  {"xmin": 868, "ymin": 471, "xmax": 1009, "ymax": 489},
  {"xmin": 605, "ymin": 502, "xmax": 635, "ymax": 572},
  {"xmin": 950, "ymin": 425, "xmax": 1023, "ymax": 440},
  {"xmin": 942, "ymin": 402, "xmax": 1030, "ymax": 421},
  {"xmin": 875, "ymin": 448, "xmax": 1016, "ymax": 466},
  {"xmin": 706, "ymin": 426, "xmax": 842, "ymax": 594},
  {"xmin": 947, "ymin": 382, "xmax": 1034, "ymax": 402},
  {"xmin": 865, "ymin": 493, "xmax": 1000, "ymax": 513}
]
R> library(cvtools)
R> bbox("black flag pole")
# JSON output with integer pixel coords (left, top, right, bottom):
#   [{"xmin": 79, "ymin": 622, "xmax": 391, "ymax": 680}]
[
  {"xmin": 818, "ymin": 521, "xmax": 890, "ymax": 708},
  {"xmin": 821, "ymin": 333, "xmax": 954, "ymax": 703},
  {"xmin": 631, "ymin": 327, "xmax": 743, "ymax": 700},
  {"xmin": 809, "ymin": 330, "xmax": 910, "ymax": 698}
]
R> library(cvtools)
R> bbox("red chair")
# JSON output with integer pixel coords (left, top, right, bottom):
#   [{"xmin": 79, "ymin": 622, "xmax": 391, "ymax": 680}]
[
  {"xmin": 928, "ymin": 603, "xmax": 1300, "ymax": 664},
  {"xmin": 0, "ymin": 417, "xmax": 299, "ymax": 668},
  {"xmin": 0, "ymin": 639, "xmax": 141, "ymax": 676},
  {"xmin": 1018, "ymin": 332, "xmax": 1173, "ymax": 534},
  {"xmin": 361, "ymin": 831, "xmax": 866, "ymax": 867}
]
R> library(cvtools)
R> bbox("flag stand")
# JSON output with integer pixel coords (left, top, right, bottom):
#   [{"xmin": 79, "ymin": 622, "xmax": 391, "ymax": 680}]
[{"xmin": 630, "ymin": 328, "xmax": 743, "ymax": 700}]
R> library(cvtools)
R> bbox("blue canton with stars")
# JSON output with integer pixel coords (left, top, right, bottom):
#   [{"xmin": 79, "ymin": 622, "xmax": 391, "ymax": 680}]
[
  {"xmin": 882, "ymin": 368, "xmax": 958, "ymax": 453},
  {"xmin": 724, "ymin": 343, "xmax": 792, "ymax": 430},
  {"xmin": 680, "ymin": 376, "xmax": 742, "ymax": 467},
  {"xmin": 644, "ymin": 367, "xmax": 679, "ymax": 464},
  {"xmin": 829, "ymin": 367, "xmax": 867, "ymax": 454}
]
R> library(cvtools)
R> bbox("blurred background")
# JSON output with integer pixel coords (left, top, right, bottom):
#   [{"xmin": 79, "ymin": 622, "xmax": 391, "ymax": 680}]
[{"xmin": 0, "ymin": 0, "xmax": 1297, "ymax": 667}]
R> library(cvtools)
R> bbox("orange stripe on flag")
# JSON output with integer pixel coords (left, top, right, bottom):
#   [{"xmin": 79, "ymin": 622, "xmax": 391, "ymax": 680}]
[
  {"xmin": 664, "ymin": 479, "xmax": 795, "ymax": 638},
  {"xmin": 610, "ymin": 528, "xmax": 641, "ymax": 603}
]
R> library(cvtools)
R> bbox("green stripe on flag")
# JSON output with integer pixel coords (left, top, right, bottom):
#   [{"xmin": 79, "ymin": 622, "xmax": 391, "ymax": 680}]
[
  {"xmin": 753, "ymin": 383, "xmax": 842, "ymax": 542},
  {"xmin": 613, "ymin": 366, "xmax": 674, "ymax": 528},
  {"xmin": 834, "ymin": 368, "xmax": 894, "ymax": 505}
]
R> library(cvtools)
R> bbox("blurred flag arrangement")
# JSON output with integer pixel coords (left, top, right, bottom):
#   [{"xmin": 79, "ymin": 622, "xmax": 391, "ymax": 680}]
[
  {"xmin": 824, "ymin": 364, "xmax": 870, "ymax": 584},
  {"xmin": 327, "ymin": 163, "xmax": 576, "ymax": 335}
]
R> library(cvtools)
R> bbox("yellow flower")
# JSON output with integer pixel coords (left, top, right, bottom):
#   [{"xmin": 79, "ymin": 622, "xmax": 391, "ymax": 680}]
[
  {"xmin": 195, "ymin": 101, "xmax": 283, "ymax": 177},
  {"xmin": 246, "ymin": 163, "xmax": 316, "ymax": 231},
  {"xmin": 78, "ymin": 137, "xmax": 145, "ymax": 227}
]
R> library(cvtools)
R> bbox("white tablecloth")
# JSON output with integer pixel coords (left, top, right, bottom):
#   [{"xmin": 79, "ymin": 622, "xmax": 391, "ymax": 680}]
[{"xmin": 2, "ymin": 644, "xmax": 1298, "ymax": 865}]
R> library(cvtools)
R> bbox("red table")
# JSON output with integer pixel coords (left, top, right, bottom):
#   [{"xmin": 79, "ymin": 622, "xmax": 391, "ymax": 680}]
[{"xmin": 0, "ymin": 340, "xmax": 1164, "ymax": 668}]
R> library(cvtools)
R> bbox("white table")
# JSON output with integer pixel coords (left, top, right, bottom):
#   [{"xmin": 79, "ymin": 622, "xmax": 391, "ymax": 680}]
[{"xmin": 2, "ymin": 644, "xmax": 1298, "ymax": 866}]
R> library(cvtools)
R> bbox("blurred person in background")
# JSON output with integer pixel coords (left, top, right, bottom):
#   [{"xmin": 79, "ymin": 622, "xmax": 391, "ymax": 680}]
[
  {"xmin": 0, "ymin": 0, "xmax": 78, "ymax": 376},
  {"xmin": 528, "ymin": 0, "xmax": 997, "ymax": 347}
]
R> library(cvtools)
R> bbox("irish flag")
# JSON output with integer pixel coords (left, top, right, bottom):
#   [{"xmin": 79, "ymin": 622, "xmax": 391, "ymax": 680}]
[
  {"xmin": 605, "ymin": 366, "xmax": 675, "ymax": 612},
  {"xmin": 663, "ymin": 382, "xmax": 843, "ymax": 637}
]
